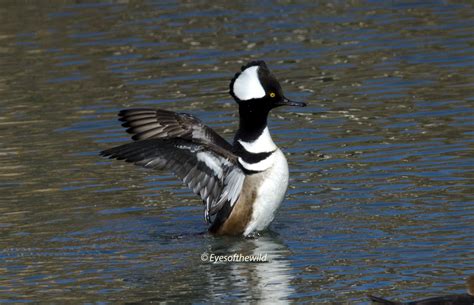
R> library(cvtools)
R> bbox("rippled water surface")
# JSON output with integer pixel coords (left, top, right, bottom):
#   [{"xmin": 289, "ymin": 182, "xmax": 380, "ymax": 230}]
[{"xmin": 1, "ymin": 1, "xmax": 473, "ymax": 304}]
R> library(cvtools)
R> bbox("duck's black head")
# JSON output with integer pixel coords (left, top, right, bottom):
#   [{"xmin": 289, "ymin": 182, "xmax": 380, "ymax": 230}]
[{"xmin": 229, "ymin": 61, "xmax": 306, "ymax": 111}]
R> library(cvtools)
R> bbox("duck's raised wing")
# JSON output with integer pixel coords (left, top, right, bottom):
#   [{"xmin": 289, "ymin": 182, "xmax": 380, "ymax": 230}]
[
  {"xmin": 118, "ymin": 108, "xmax": 233, "ymax": 151},
  {"xmin": 100, "ymin": 138, "xmax": 244, "ymax": 222}
]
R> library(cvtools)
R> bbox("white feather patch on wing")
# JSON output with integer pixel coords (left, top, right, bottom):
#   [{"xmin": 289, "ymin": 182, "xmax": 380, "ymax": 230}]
[
  {"xmin": 233, "ymin": 66, "xmax": 266, "ymax": 100},
  {"xmin": 196, "ymin": 152, "xmax": 224, "ymax": 179},
  {"xmin": 238, "ymin": 127, "xmax": 277, "ymax": 153},
  {"xmin": 218, "ymin": 169, "xmax": 245, "ymax": 207}
]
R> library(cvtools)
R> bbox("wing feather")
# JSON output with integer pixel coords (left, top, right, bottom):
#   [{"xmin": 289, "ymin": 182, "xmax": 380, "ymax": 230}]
[
  {"xmin": 118, "ymin": 108, "xmax": 233, "ymax": 150},
  {"xmin": 100, "ymin": 138, "xmax": 244, "ymax": 222}
]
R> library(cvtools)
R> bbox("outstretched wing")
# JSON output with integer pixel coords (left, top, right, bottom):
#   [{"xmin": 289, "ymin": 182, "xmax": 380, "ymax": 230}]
[
  {"xmin": 100, "ymin": 138, "xmax": 245, "ymax": 222},
  {"xmin": 118, "ymin": 108, "xmax": 233, "ymax": 151}
]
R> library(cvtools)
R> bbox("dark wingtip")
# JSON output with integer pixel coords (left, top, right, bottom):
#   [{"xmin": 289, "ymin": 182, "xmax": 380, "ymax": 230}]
[
  {"xmin": 118, "ymin": 108, "xmax": 155, "ymax": 119},
  {"xmin": 99, "ymin": 149, "xmax": 111, "ymax": 158},
  {"xmin": 367, "ymin": 295, "xmax": 398, "ymax": 304},
  {"xmin": 118, "ymin": 109, "xmax": 128, "ymax": 117},
  {"xmin": 99, "ymin": 144, "xmax": 137, "ymax": 163}
]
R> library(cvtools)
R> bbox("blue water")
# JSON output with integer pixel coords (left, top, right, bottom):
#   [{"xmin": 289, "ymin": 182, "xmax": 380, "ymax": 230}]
[{"xmin": 1, "ymin": 1, "xmax": 473, "ymax": 304}]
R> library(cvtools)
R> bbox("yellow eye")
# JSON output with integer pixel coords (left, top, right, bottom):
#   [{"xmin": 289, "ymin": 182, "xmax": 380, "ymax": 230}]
[{"xmin": 269, "ymin": 92, "xmax": 276, "ymax": 98}]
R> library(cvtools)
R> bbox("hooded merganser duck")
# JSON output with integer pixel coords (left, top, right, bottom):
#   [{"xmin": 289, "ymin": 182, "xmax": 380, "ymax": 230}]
[
  {"xmin": 368, "ymin": 275, "xmax": 474, "ymax": 305},
  {"xmin": 100, "ymin": 61, "xmax": 306, "ymax": 236}
]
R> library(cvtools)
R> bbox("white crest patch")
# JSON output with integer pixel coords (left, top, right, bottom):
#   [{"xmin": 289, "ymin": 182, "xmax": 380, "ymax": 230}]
[
  {"xmin": 238, "ymin": 127, "xmax": 277, "ymax": 154},
  {"xmin": 233, "ymin": 66, "xmax": 266, "ymax": 101}
]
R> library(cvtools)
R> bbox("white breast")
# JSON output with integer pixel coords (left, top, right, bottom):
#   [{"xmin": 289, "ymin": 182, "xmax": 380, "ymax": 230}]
[{"xmin": 243, "ymin": 149, "xmax": 289, "ymax": 236}]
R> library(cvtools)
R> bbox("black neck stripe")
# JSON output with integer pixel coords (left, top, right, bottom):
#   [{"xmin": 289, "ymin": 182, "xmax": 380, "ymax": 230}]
[{"xmin": 233, "ymin": 142, "xmax": 274, "ymax": 164}]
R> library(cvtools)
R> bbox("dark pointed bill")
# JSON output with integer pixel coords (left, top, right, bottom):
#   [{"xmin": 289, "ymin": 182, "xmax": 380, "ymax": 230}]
[{"xmin": 275, "ymin": 96, "xmax": 307, "ymax": 107}]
